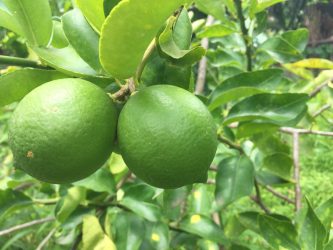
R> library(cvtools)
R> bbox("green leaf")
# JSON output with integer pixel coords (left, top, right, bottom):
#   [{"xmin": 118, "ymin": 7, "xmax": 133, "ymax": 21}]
[
  {"xmin": 141, "ymin": 49, "xmax": 193, "ymax": 90},
  {"xmin": 259, "ymin": 29, "xmax": 309, "ymax": 63},
  {"xmin": 237, "ymin": 211, "xmax": 261, "ymax": 233},
  {"xmin": 178, "ymin": 214, "xmax": 228, "ymax": 244},
  {"xmin": 208, "ymin": 69, "xmax": 283, "ymax": 111},
  {"xmin": 158, "ymin": 16, "xmax": 205, "ymax": 66},
  {"xmin": 108, "ymin": 153, "xmax": 127, "ymax": 174},
  {"xmin": 0, "ymin": 189, "xmax": 32, "ymax": 222},
  {"xmin": 224, "ymin": 215, "xmax": 246, "ymax": 239},
  {"xmin": 119, "ymin": 197, "xmax": 162, "ymax": 222},
  {"xmin": 81, "ymin": 215, "xmax": 116, "ymax": 250},
  {"xmin": 104, "ymin": 0, "xmax": 121, "ymax": 16},
  {"xmin": 56, "ymin": 186, "xmax": 86, "ymax": 223},
  {"xmin": 100, "ymin": 0, "xmax": 190, "ymax": 79},
  {"xmin": 188, "ymin": 184, "xmax": 212, "ymax": 216},
  {"xmin": 0, "ymin": 4, "xmax": 23, "ymax": 35},
  {"xmin": 73, "ymin": 168, "xmax": 115, "ymax": 194},
  {"xmin": 0, "ymin": 68, "xmax": 67, "ymax": 107},
  {"xmin": 173, "ymin": 8, "xmax": 192, "ymax": 50},
  {"xmin": 107, "ymin": 210, "xmax": 145, "ymax": 250},
  {"xmin": 62, "ymin": 9, "xmax": 103, "ymax": 73},
  {"xmin": 315, "ymin": 197, "xmax": 333, "ymax": 234},
  {"xmin": 195, "ymin": 0, "xmax": 227, "ymax": 21},
  {"xmin": 75, "ymin": 0, "xmax": 105, "ymax": 33},
  {"xmin": 288, "ymin": 58, "xmax": 333, "ymax": 69},
  {"xmin": 236, "ymin": 122, "xmax": 279, "ymax": 138},
  {"xmin": 224, "ymin": 93, "xmax": 309, "ymax": 126},
  {"xmin": 254, "ymin": 0, "xmax": 285, "ymax": 14},
  {"xmin": 163, "ymin": 186, "xmax": 190, "ymax": 220},
  {"xmin": 215, "ymin": 156, "xmax": 254, "ymax": 207},
  {"xmin": 51, "ymin": 20, "xmax": 69, "ymax": 49},
  {"xmin": 145, "ymin": 222, "xmax": 170, "ymax": 250},
  {"xmin": 299, "ymin": 198, "xmax": 327, "ymax": 250},
  {"xmin": 262, "ymin": 153, "xmax": 293, "ymax": 181},
  {"xmin": 197, "ymin": 24, "xmax": 235, "ymax": 39},
  {"xmin": 324, "ymin": 240, "xmax": 333, "ymax": 250},
  {"xmin": 3, "ymin": 0, "xmax": 52, "ymax": 46},
  {"xmin": 33, "ymin": 46, "xmax": 99, "ymax": 77},
  {"xmin": 258, "ymin": 215, "xmax": 300, "ymax": 250}
]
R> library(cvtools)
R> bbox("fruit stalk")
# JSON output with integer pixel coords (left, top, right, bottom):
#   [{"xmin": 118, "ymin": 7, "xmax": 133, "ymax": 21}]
[{"xmin": 0, "ymin": 55, "xmax": 46, "ymax": 69}]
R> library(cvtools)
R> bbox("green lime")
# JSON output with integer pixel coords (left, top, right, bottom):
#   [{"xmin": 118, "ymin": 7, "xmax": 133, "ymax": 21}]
[
  {"xmin": 9, "ymin": 78, "xmax": 118, "ymax": 183},
  {"xmin": 118, "ymin": 85, "xmax": 217, "ymax": 189}
]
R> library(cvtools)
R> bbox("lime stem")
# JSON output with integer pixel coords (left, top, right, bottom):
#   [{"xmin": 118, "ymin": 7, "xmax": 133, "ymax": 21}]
[{"xmin": 0, "ymin": 55, "xmax": 46, "ymax": 69}]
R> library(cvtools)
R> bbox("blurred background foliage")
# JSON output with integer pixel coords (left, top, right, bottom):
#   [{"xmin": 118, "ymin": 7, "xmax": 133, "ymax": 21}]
[{"xmin": 0, "ymin": 0, "xmax": 333, "ymax": 249}]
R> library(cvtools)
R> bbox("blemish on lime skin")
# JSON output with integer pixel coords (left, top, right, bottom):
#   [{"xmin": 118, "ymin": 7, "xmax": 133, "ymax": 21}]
[{"xmin": 26, "ymin": 151, "xmax": 34, "ymax": 158}]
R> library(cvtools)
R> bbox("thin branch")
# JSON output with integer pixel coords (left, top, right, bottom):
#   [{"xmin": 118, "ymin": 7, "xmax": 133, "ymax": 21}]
[
  {"xmin": 195, "ymin": 15, "xmax": 215, "ymax": 95},
  {"xmin": 262, "ymin": 185, "xmax": 294, "ymax": 204},
  {"xmin": 0, "ymin": 55, "xmax": 46, "ymax": 69},
  {"xmin": 280, "ymin": 127, "xmax": 333, "ymax": 137},
  {"xmin": 252, "ymin": 180, "xmax": 271, "ymax": 214},
  {"xmin": 312, "ymin": 104, "xmax": 331, "ymax": 118},
  {"xmin": 308, "ymin": 37, "xmax": 333, "ymax": 47},
  {"xmin": 293, "ymin": 132, "xmax": 301, "ymax": 212},
  {"xmin": 116, "ymin": 171, "xmax": 132, "ymax": 190},
  {"xmin": 309, "ymin": 82, "xmax": 328, "ymax": 98},
  {"xmin": 0, "ymin": 217, "xmax": 55, "ymax": 237},
  {"xmin": 234, "ymin": 0, "xmax": 252, "ymax": 71},
  {"xmin": 218, "ymin": 136, "xmax": 244, "ymax": 154},
  {"xmin": 110, "ymin": 84, "xmax": 130, "ymax": 101},
  {"xmin": 36, "ymin": 228, "xmax": 57, "ymax": 250},
  {"xmin": 135, "ymin": 38, "xmax": 156, "ymax": 84}
]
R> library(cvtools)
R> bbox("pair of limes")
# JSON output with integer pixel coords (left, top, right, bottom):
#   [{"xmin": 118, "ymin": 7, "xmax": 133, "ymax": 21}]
[{"xmin": 9, "ymin": 79, "xmax": 217, "ymax": 188}]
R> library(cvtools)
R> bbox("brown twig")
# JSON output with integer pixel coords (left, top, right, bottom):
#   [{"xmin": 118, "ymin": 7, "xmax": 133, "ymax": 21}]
[
  {"xmin": 280, "ymin": 127, "xmax": 333, "ymax": 137},
  {"xmin": 195, "ymin": 15, "xmax": 215, "ymax": 95},
  {"xmin": 0, "ymin": 217, "xmax": 55, "ymax": 237},
  {"xmin": 36, "ymin": 228, "xmax": 57, "ymax": 250},
  {"xmin": 293, "ymin": 132, "xmax": 301, "ymax": 212},
  {"xmin": 116, "ymin": 171, "xmax": 132, "ymax": 190},
  {"xmin": 262, "ymin": 185, "xmax": 294, "ymax": 204},
  {"xmin": 218, "ymin": 136, "xmax": 244, "ymax": 154},
  {"xmin": 252, "ymin": 180, "xmax": 271, "ymax": 214},
  {"xmin": 308, "ymin": 37, "xmax": 333, "ymax": 47},
  {"xmin": 309, "ymin": 82, "xmax": 328, "ymax": 98},
  {"xmin": 312, "ymin": 104, "xmax": 331, "ymax": 118}
]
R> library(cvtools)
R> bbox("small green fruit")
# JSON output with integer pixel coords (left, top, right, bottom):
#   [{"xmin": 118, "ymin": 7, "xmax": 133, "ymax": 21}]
[
  {"xmin": 9, "ymin": 78, "xmax": 118, "ymax": 183},
  {"xmin": 118, "ymin": 85, "xmax": 217, "ymax": 189}
]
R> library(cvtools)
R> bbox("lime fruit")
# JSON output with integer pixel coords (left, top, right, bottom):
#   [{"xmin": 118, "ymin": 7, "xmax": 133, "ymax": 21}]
[
  {"xmin": 9, "ymin": 78, "xmax": 118, "ymax": 183},
  {"xmin": 118, "ymin": 85, "xmax": 217, "ymax": 189}
]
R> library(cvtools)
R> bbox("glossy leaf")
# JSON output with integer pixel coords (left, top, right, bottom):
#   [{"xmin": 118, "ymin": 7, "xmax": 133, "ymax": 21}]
[
  {"xmin": 188, "ymin": 184, "xmax": 212, "ymax": 216},
  {"xmin": 288, "ymin": 58, "xmax": 333, "ymax": 69},
  {"xmin": 73, "ymin": 168, "xmax": 115, "ymax": 194},
  {"xmin": 56, "ymin": 186, "xmax": 86, "ymax": 223},
  {"xmin": 215, "ymin": 156, "xmax": 254, "ymax": 207},
  {"xmin": 315, "ymin": 197, "xmax": 333, "ymax": 233},
  {"xmin": 299, "ymin": 198, "xmax": 327, "ymax": 250},
  {"xmin": 158, "ymin": 16, "xmax": 205, "ymax": 66},
  {"xmin": 0, "ymin": 189, "xmax": 32, "ymax": 222},
  {"xmin": 33, "ymin": 46, "xmax": 98, "ymax": 77},
  {"xmin": 119, "ymin": 197, "xmax": 162, "ymax": 222},
  {"xmin": 163, "ymin": 186, "xmax": 190, "ymax": 220},
  {"xmin": 258, "ymin": 215, "xmax": 300, "ymax": 250},
  {"xmin": 51, "ymin": 20, "xmax": 69, "ymax": 49},
  {"xmin": 324, "ymin": 240, "xmax": 333, "ymax": 250},
  {"xmin": 145, "ymin": 222, "xmax": 170, "ymax": 250},
  {"xmin": 62, "ymin": 9, "xmax": 103, "ymax": 73},
  {"xmin": 237, "ymin": 211, "xmax": 261, "ymax": 233},
  {"xmin": 208, "ymin": 69, "xmax": 283, "ymax": 110},
  {"xmin": 253, "ymin": 0, "xmax": 285, "ymax": 14},
  {"xmin": 141, "ymin": 50, "xmax": 193, "ymax": 90},
  {"xmin": 173, "ymin": 8, "xmax": 192, "ymax": 50},
  {"xmin": 104, "ymin": 0, "xmax": 121, "ymax": 16},
  {"xmin": 4, "ymin": 0, "xmax": 52, "ymax": 46},
  {"xmin": 0, "ymin": 69, "xmax": 66, "ymax": 107},
  {"xmin": 259, "ymin": 29, "xmax": 309, "ymax": 63},
  {"xmin": 0, "ymin": 4, "xmax": 23, "ymax": 35},
  {"xmin": 195, "ymin": 0, "xmax": 227, "ymax": 21},
  {"xmin": 108, "ymin": 210, "xmax": 145, "ymax": 250},
  {"xmin": 179, "ymin": 214, "xmax": 228, "ymax": 244},
  {"xmin": 100, "ymin": 0, "xmax": 190, "ymax": 79},
  {"xmin": 224, "ymin": 93, "xmax": 309, "ymax": 126},
  {"xmin": 262, "ymin": 153, "xmax": 293, "ymax": 180},
  {"xmin": 75, "ymin": 0, "xmax": 105, "ymax": 33},
  {"xmin": 197, "ymin": 24, "xmax": 235, "ymax": 39},
  {"xmin": 82, "ymin": 215, "xmax": 116, "ymax": 250}
]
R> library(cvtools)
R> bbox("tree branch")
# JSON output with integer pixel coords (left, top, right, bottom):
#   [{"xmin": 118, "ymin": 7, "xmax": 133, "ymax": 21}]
[
  {"xmin": 0, "ymin": 217, "xmax": 55, "ymax": 237},
  {"xmin": 262, "ymin": 185, "xmax": 294, "ymax": 204},
  {"xmin": 36, "ymin": 228, "xmax": 57, "ymax": 250},
  {"xmin": 0, "ymin": 55, "xmax": 46, "ymax": 69},
  {"xmin": 218, "ymin": 136, "xmax": 244, "ymax": 154},
  {"xmin": 312, "ymin": 104, "xmax": 331, "ymax": 118},
  {"xmin": 195, "ymin": 15, "xmax": 215, "ymax": 95},
  {"xmin": 252, "ymin": 180, "xmax": 271, "ymax": 214},
  {"xmin": 309, "ymin": 82, "xmax": 328, "ymax": 98},
  {"xmin": 234, "ymin": 0, "xmax": 252, "ymax": 71},
  {"xmin": 280, "ymin": 127, "xmax": 333, "ymax": 137},
  {"xmin": 293, "ymin": 132, "xmax": 301, "ymax": 211}
]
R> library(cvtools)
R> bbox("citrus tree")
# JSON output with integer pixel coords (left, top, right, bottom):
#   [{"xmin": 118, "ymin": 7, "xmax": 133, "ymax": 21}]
[{"xmin": 0, "ymin": 0, "xmax": 333, "ymax": 249}]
